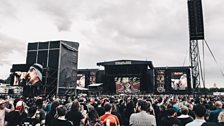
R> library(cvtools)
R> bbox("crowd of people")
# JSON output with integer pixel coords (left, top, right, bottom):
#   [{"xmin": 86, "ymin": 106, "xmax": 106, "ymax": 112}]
[
  {"xmin": 1, "ymin": 63, "xmax": 223, "ymax": 126},
  {"xmin": 0, "ymin": 94, "xmax": 223, "ymax": 126}
]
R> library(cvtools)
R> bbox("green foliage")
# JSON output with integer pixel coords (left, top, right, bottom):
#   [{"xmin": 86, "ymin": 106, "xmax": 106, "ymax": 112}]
[{"xmin": 196, "ymin": 87, "xmax": 224, "ymax": 94}]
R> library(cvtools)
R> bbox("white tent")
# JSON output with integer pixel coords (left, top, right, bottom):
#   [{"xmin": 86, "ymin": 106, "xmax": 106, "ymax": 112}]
[
  {"xmin": 76, "ymin": 86, "xmax": 89, "ymax": 91},
  {"xmin": 88, "ymin": 83, "xmax": 103, "ymax": 87}
]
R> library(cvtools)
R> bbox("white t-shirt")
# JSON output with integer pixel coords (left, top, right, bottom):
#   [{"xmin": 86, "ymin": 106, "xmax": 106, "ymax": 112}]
[{"xmin": 186, "ymin": 119, "xmax": 206, "ymax": 126}]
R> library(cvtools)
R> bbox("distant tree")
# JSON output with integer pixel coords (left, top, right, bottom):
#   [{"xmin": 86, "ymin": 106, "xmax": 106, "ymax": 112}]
[
  {"xmin": 0, "ymin": 79, "xmax": 4, "ymax": 83},
  {"xmin": 219, "ymin": 88, "xmax": 224, "ymax": 92},
  {"xmin": 210, "ymin": 88, "xmax": 219, "ymax": 92},
  {"xmin": 4, "ymin": 75, "xmax": 12, "ymax": 84}
]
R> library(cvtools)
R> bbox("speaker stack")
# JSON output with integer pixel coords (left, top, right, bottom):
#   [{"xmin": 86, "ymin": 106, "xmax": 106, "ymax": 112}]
[
  {"xmin": 188, "ymin": 0, "xmax": 204, "ymax": 40},
  {"xmin": 26, "ymin": 40, "xmax": 79, "ymax": 95}
]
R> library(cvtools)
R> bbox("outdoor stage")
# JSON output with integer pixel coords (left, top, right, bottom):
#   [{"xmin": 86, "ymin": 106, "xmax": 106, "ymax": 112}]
[
  {"xmin": 10, "ymin": 59, "xmax": 192, "ymax": 96},
  {"xmin": 97, "ymin": 60, "xmax": 192, "ymax": 95}
]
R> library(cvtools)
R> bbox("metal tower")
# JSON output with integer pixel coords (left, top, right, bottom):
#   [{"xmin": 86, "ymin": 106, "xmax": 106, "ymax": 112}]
[
  {"xmin": 187, "ymin": 0, "xmax": 205, "ymax": 90},
  {"xmin": 190, "ymin": 40, "xmax": 201, "ymax": 89}
]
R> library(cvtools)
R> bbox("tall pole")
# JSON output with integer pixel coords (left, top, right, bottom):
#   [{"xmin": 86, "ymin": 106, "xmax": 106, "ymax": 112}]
[{"xmin": 190, "ymin": 39, "xmax": 201, "ymax": 90}]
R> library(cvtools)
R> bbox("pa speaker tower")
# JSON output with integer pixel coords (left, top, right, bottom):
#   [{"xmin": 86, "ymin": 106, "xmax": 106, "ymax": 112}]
[
  {"xmin": 26, "ymin": 40, "xmax": 79, "ymax": 95},
  {"xmin": 188, "ymin": 0, "xmax": 204, "ymax": 40}
]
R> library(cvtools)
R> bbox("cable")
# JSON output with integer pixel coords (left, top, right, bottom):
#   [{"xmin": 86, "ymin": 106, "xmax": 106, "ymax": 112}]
[
  {"xmin": 197, "ymin": 40, "xmax": 205, "ymax": 89},
  {"xmin": 204, "ymin": 40, "xmax": 224, "ymax": 77},
  {"xmin": 183, "ymin": 48, "xmax": 189, "ymax": 66},
  {"xmin": 202, "ymin": 40, "xmax": 206, "ymax": 89}
]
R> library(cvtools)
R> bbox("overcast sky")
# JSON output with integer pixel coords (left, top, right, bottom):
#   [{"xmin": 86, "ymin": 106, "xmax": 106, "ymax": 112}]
[{"xmin": 0, "ymin": 0, "xmax": 224, "ymax": 88}]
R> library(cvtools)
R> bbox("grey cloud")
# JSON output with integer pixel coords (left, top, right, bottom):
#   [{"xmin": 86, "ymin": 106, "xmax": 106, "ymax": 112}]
[
  {"xmin": 80, "ymin": 0, "xmax": 188, "ymax": 49},
  {"xmin": 0, "ymin": 33, "xmax": 26, "ymax": 64},
  {"xmin": 55, "ymin": 18, "xmax": 72, "ymax": 32},
  {"xmin": 78, "ymin": 0, "xmax": 189, "ymax": 66},
  {"xmin": 33, "ymin": 0, "xmax": 83, "ymax": 32},
  {"xmin": 0, "ymin": 1, "xmax": 17, "ymax": 19},
  {"xmin": 0, "ymin": 0, "xmax": 223, "ymax": 86}
]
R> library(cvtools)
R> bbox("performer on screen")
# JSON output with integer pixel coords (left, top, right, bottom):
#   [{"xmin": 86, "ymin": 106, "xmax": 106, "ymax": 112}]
[
  {"xmin": 20, "ymin": 63, "xmax": 43, "ymax": 97},
  {"xmin": 179, "ymin": 74, "xmax": 187, "ymax": 90}
]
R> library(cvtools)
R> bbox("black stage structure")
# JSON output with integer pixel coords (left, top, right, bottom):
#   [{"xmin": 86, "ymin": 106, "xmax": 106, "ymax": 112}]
[
  {"xmin": 97, "ymin": 60, "xmax": 154, "ymax": 94},
  {"xmin": 188, "ymin": 0, "xmax": 206, "ymax": 91},
  {"xmin": 155, "ymin": 67, "xmax": 192, "ymax": 94},
  {"xmin": 10, "ymin": 61, "xmax": 192, "ymax": 95},
  {"xmin": 26, "ymin": 40, "xmax": 79, "ymax": 96},
  {"xmin": 77, "ymin": 69, "xmax": 99, "ymax": 88},
  {"xmin": 10, "ymin": 40, "xmax": 79, "ymax": 97}
]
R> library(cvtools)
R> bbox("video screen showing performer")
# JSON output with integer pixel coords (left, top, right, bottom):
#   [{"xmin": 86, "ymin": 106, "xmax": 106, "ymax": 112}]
[
  {"xmin": 171, "ymin": 72, "xmax": 188, "ymax": 90},
  {"xmin": 115, "ymin": 77, "xmax": 140, "ymax": 94},
  {"xmin": 18, "ymin": 63, "xmax": 43, "ymax": 97},
  {"xmin": 19, "ymin": 63, "xmax": 43, "ymax": 86},
  {"xmin": 76, "ymin": 74, "xmax": 86, "ymax": 88}
]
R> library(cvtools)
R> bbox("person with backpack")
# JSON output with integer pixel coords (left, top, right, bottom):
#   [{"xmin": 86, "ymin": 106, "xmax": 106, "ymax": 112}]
[{"xmin": 100, "ymin": 103, "xmax": 120, "ymax": 126}]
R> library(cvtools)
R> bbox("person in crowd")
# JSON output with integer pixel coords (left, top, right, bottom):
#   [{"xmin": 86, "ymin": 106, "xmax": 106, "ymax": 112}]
[
  {"xmin": 117, "ymin": 99, "xmax": 125, "ymax": 125},
  {"xmin": 161, "ymin": 108, "xmax": 181, "ymax": 126},
  {"xmin": 186, "ymin": 103, "xmax": 195, "ymax": 119},
  {"xmin": 177, "ymin": 106, "xmax": 194, "ymax": 126},
  {"xmin": 20, "ymin": 105, "xmax": 40, "ymax": 126},
  {"xmin": 52, "ymin": 105, "xmax": 73, "ymax": 126},
  {"xmin": 5, "ymin": 100, "xmax": 27, "ymax": 126},
  {"xmin": 111, "ymin": 103, "xmax": 122, "ymax": 126},
  {"xmin": 4, "ymin": 96, "xmax": 13, "ymax": 110},
  {"xmin": 202, "ymin": 111, "xmax": 224, "ymax": 126},
  {"xmin": 65, "ymin": 96, "xmax": 75, "ymax": 112},
  {"xmin": 85, "ymin": 105, "xmax": 103, "ymax": 126},
  {"xmin": 129, "ymin": 99, "xmax": 157, "ymax": 126},
  {"xmin": 0, "ymin": 99, "xmax": 14, "ymax": 126},
  {"xmin": 100, "ymin": 103, "xmax": 120, "ymax": 126},
  {"xmin": 186, "ymin": 104, "xmax": 206, "ymax": 126},
  {"xmin": 155, "ymin": 104, "xmax": 168, "ymax": 126},
  {"xmin": 208, "ymin": 101, "xmax": 224, "ymax": 123},
  {"xmin": 45, "ymin": 97, "xmax": 54, "ymax": 113},
  {"xmin": 45, "ymin": 100, "xmax": 60, "ymax": 126},
  {"xmin": 35, "ymin": 99, "xmax": 46, "ymax": 126},
  {"xmin": 146, "ymin": 100, "xmax": 155, "ymax": 116},
  {"xmin": 123, "ymin": 100, "xmax": 135, "ymax": 126},
  {"xmin": 218, "ymin": 112, "xmax": 224, "ymax": 126},
  {"xmin": 95, "ymin": 99, "xmax": 105, "ymax": 117},
  {"xmin": 66, "ymin": 99, "xmax": 85, "ymax": 126}
]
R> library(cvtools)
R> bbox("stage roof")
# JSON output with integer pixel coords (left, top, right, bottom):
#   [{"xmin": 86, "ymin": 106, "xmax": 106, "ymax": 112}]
[
  {"xmin": 88, "ymin": 83, "xmax": 103, "ymax": 87},
  {"xmin": 155, "ymin": 66, "xmax": 191, "ymax": 70},
  {"xmin": 77, "ymin": 69, "xmax": 99, "ymax": 72},
  {"xmin": 97, "ymin": 60, "xmax": 154, "ymax": 69}
]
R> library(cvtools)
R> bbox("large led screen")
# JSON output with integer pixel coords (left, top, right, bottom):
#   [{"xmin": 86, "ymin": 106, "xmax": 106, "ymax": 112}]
[
  {"xmin": 115, "ymin": 77, "xmax": 140, "ymax": 94},
  {"xmin": 76, "ymin": 74, "xmax": 85, "ymax": 88},
  {"xmin": 171, "ymin": 72, "xmax": 188, "ymax": 90}
]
